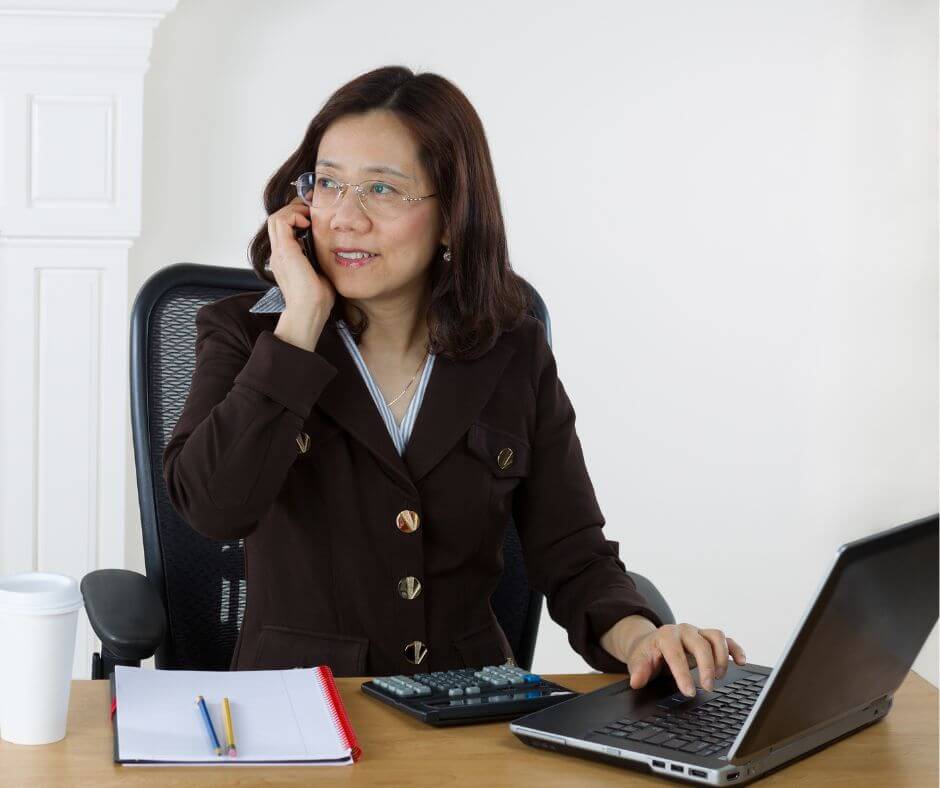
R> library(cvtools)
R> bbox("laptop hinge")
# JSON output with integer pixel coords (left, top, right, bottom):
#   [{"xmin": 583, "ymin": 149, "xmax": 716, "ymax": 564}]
[{"xmin": 730, "ymin": 693, "xmax": 892, "ymax": 767}]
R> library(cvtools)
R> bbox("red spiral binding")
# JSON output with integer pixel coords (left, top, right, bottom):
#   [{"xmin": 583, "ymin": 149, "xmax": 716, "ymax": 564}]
[{"xmin": 314, "ymin": 665, "xmax": 362, "ymax": 763}]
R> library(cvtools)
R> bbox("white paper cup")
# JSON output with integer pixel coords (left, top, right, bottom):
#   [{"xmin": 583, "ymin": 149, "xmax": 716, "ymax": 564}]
[{"xmin": 0, "ymin": 573, "xmax": 83, "ymax": 745}]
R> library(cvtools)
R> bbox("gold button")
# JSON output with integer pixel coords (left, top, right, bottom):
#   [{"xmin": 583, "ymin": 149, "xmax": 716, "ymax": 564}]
[
  {"xmin": 397, "ymin": 576, "xmax": 422, "ymax": 600},
  {"xmin": 296, "ymin": 431, "xmax": 310, "ymax": 454},
  {"xmin": 497, "ymin": 447, "xmax": 514, "ymax": 470},
  {"xmin": 404, "ymin": 640, "xmax": 428, "ymax": 665},
  {"xmin": 396, "ymin": 510, "xmax": 420, "ymax": 533}
]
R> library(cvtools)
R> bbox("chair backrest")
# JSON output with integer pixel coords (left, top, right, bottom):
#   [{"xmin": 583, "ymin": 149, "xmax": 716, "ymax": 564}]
[{"xmin": 131, "ymin": 263, "xmax": 552, "ymax": 671}]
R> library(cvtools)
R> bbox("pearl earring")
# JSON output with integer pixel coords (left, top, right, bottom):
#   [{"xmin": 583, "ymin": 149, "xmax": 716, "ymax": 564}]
[{"xmin": 443, "ymin": 247, "xmax": 452, "ymax": 262}]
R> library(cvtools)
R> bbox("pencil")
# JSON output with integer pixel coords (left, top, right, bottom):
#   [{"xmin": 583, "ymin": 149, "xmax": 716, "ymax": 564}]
[
  {"xmin": 222, "ymin": 697, "xmax": 237, "ymax": 757},
  {"xmin": 195, "ymin": 695, "xmax": 222, "ymax": 756}
]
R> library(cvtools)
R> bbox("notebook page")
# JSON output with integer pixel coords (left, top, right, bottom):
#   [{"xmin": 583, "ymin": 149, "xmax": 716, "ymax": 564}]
[
  {"xmin": 282, "ymin": 668, "xmax": 350, "ymax": 756},
  {"xmin": 114, "ymin": 666, "xmax": 349, "ymax": 763}
]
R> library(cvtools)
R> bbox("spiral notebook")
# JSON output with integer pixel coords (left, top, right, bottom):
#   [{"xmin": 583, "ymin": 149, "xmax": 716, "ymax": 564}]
[{"xmin": 109, "ymin": 665, "xmax": 362, "ymax": 766}]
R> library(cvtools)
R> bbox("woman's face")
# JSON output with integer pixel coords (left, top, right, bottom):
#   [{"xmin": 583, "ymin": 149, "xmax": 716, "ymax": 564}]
[{"xmin": 310, "ymin": 109, "xmax": 447, "ymax": 306}]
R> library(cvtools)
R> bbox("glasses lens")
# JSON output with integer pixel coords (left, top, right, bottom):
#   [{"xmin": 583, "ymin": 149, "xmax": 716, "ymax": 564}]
[
  {"xmin": 299, "ymin": 172, "xmax": 341, "ymax": 208},
  {"xmin": 295, "ymin": 172, "xmax": 315, "ymax": 204},
  {"xmin": 359, "ymin": 180, "xmax": 405, "ymax": 219}
]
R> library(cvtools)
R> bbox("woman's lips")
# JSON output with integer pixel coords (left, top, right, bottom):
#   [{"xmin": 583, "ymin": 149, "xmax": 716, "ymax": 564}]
[{"xmin": 333, "ymin": 252, "xmax": 379, "ymax": 269}]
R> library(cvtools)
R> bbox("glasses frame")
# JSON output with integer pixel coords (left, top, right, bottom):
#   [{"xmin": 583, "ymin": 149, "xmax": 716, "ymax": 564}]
[{"xmin": 291, "ymin": 171, "xmax": 438, "ymax": 217}]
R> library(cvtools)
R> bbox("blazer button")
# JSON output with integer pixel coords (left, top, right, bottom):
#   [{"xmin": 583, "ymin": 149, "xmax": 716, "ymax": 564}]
[
  {"xmin": 404, "ymin": 640, "xmax": 428, "ymax": 665},
  {"xmin": 396, "ymin": 510, "xmax": 420, "ymax": 534},
  {"xmin": 296, "ymin": 431, "xmax": 311, "ymax": 454},
  {"xmin": 397, "ymin": 576, "xmax": 422, "ymax": 600},
  {"xmin": 496, "ymin": 447, "xmax": 514, "ymax": 470}
]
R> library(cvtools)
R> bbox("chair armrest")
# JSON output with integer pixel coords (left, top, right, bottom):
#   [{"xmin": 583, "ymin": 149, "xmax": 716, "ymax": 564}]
[
  {"xmin": 81, "ymin": 569, "xmax": 167, "ymax": 661},
  {"xmin": 625, "ymin": 571, "xmax": 676, "ymax": 627}
]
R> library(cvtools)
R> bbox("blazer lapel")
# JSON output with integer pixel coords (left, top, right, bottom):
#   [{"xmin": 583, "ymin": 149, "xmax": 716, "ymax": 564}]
[
  {"xmin": 404, "ymin": 342, "xmax": 516, "ymax": 484},
  {"xmin": 312, "ymin": 320, "xmax": 516, "ymax": 490}
]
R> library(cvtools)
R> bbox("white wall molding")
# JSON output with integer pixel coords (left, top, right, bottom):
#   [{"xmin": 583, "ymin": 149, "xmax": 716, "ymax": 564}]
[
  {"xmin": 0, "ymin": 1, "xmax": 178, "ymax": 70},
  {"xmin": 0, "ymin": 0, "xmax": 177, "ymax": 678}
]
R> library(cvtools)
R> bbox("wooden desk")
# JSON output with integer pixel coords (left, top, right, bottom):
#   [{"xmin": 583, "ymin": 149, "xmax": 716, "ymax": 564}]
[{"xmin": 1, "ymin": 672, "xmax": 936, "ymax": 786}]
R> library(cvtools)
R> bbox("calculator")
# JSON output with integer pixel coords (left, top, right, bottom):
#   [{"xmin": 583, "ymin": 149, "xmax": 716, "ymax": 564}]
[{"xmin": 360, "ymin": 663, "xmax": 578, "ymax": 726}]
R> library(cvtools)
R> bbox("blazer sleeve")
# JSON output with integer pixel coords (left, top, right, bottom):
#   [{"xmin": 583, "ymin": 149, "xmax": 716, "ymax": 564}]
[
  {"xmin": 512, "ymin": 320, "xmax": 664, "ymax": 673},
  {"xmin": 162, "ymin": 300, "xmax": 338, "ymax": 540}
]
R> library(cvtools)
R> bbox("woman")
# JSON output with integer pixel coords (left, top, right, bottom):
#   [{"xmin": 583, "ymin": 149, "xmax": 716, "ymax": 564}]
[{"xmin": 163, "ymin": 66, "xmax": 745, "ymax": 695}]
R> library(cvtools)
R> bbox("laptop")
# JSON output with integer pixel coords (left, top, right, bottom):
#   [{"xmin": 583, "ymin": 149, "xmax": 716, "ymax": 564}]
[{"xmin": 510, "ymin": 514, "xmax": 939, "ymax": 785}]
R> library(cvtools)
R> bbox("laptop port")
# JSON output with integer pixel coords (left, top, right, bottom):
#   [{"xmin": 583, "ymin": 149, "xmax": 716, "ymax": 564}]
[
  {"xmin": 727, "ymin": 771, "xmax": 740, "ymax": 781},
  {"xmin": 671, "ymin": 764, "xmax": 684, "ymax": 773},
  {"xmin": 652, "ymin": 760, "xmax": 665, "ymax": 768},
  {"xmin": 690, "ymin": 769, "xmax": 707, "ymax": 778}
]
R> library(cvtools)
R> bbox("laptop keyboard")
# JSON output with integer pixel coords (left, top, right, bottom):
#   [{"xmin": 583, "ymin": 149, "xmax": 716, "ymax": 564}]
[{"xmin": 592, "ymin": 673, "xmax": 767, "ymax": 758}]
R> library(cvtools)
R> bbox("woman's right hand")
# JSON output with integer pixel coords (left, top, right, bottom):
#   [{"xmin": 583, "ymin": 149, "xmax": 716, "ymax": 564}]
[
  {"xmin": 268, "ymin": 198, "xmax": 336, "ymax": 351},
  {"xmin": 267, "ymin": 197, "xmax": 336, "ymax": 318}
]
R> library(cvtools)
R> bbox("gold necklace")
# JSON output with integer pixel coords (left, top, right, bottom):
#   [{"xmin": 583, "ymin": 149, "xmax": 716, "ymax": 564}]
[{"xmin": 386, "ymin": 348, "xmax": 430, "ymax": 407}]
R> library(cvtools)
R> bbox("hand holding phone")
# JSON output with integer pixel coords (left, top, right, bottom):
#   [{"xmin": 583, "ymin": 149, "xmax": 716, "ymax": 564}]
[
  {"xmin": 268, "ymin": 198, "xmax": 336, "ymax": 352},
  {"xmin": 266, "ymin": 197, "xmax": 336, "ymax": 318}
]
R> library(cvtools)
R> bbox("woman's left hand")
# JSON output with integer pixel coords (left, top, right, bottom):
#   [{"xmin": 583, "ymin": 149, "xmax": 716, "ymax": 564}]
[{"xmin": 600, "ymin": 616, "xmax": 747, "ymax": 698}]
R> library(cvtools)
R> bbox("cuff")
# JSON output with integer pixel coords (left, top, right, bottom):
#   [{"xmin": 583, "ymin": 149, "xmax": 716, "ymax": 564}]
[
  {"xmin": 583, "ymin": 595, "xmax": 665, "ymax": 673},
  {"xmin": 234, "ymin": 330, "xmax": 338, "ymax": 418}
]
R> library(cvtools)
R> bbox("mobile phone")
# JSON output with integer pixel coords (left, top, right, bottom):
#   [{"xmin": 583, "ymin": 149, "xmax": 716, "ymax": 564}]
[{"xmin": 294, "ymin": 225, "xmax": 321, "ymax": 274}]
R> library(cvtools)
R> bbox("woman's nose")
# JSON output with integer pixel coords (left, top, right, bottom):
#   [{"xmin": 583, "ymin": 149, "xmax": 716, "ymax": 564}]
[{"xmin": 329, "ymin": 185, "xmax": 371, "ymax": 230}]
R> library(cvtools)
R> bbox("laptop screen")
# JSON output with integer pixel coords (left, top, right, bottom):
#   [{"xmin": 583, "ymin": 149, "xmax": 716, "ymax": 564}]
[{"xmin": 731, "ymin": 515, "xmax": 938, "ymax": 762}]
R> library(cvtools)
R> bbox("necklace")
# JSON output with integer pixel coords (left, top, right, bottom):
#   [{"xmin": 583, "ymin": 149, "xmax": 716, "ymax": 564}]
[{"xmin": 386, "ymin": 348, "xmax": 430, "ymax": 407}]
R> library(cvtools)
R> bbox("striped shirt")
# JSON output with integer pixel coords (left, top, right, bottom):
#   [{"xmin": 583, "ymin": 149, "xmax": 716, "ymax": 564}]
[{"xmin": 249, "ymin": 285, "xmax": 435, "ymax": 455}]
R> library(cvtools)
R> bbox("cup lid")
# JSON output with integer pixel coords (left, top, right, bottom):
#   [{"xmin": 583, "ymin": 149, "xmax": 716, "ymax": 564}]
[{"xmin": 0, "ymin": 572, "xmax": 83, "ymax": 616}]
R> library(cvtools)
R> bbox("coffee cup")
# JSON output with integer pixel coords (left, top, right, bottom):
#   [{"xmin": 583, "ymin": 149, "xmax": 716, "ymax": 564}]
[{"xmin": 0, "ymin": 572, "xmax": 83, "ymax": 745}]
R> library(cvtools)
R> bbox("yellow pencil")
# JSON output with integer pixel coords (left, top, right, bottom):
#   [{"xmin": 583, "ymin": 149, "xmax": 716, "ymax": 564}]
[{"xmin": 222, "ymin": 697, "xmax": 237, "ymax": 757}]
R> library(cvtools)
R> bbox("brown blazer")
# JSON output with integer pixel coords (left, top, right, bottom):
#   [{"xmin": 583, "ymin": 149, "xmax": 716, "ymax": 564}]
[{"xmin": 162, "ymin": 292, "xmax": 663, "ymax": 677}]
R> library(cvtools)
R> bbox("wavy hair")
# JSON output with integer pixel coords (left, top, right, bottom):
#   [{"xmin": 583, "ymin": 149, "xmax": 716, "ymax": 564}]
[{"xmin": 247, "ymin": 66, "xmax": 531, "ymax": 361}]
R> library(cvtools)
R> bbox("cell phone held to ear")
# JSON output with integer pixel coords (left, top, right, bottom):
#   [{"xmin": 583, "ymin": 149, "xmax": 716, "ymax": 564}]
[{"xmin": 295, "ymin": 225, "xmax": 321, "ymax": 274}]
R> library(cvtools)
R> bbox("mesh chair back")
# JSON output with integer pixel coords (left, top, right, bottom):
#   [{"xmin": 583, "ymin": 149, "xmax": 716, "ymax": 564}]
[{"xmin": 131, "ymin": 263, "xmax": 551, "ymax": 671}]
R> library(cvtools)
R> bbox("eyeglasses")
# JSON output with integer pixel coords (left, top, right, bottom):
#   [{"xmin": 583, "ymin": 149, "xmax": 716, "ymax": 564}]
[{"xmin": 291, "ymin": 171, "xmax": 437, "ymax": 220}]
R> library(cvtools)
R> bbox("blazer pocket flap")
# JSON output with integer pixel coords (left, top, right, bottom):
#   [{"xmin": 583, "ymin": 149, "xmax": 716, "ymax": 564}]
[
  {"xmin": 255, "ymin": 626, "xmax": 368, "ymax": 676},
  {"xmin": 467, "ymin": 422, "xmax": 530, "ymax": 478}
]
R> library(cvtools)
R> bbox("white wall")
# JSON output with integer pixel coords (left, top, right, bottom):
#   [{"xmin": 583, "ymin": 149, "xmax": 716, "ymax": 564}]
[{"xmin": 129, "ymin": 0, "xmax": 938, "ymax": 685}]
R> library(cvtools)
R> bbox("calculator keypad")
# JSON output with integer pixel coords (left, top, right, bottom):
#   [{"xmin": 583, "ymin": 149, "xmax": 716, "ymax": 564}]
[
  {"xmin": 363, "ymin": 663, "xmax": 577, "ymax": 726},
  {"xmin": 371, "ymin": 664, "xmax": 541, "ymax": 698}
]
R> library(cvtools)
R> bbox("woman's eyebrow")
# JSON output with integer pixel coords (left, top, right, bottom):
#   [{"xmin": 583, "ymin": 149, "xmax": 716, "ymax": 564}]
[{"xmin": 316, "ymin": 159, "xmax": 413, "ymax": 181}]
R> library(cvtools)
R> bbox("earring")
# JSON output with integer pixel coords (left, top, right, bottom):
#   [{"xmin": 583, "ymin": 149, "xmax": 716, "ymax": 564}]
[{"xmin": 443, "ymin": 247, "xmax": 452, "ymax": 262}]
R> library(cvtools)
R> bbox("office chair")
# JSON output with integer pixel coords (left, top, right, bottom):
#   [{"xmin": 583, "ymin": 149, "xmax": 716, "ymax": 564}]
[{"xmin": 82, "ymin": 262, "xmax": 675, "ymax": 679}]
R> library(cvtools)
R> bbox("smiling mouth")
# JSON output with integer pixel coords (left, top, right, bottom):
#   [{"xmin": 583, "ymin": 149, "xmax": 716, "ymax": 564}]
[{"xmin": 333, "ymin": 251, "xmax": 380, "ymax": 269}]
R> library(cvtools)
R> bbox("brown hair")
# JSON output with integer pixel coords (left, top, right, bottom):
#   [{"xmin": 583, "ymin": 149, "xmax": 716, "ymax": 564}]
[{"xmin": 247, "ymin": 66, "xmax": 531, "ymax": 360}]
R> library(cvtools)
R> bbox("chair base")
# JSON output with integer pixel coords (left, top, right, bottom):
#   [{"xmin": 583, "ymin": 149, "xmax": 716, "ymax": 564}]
[{"xmin": 91, "ymin": 648, "xmax": 141, "ymax": 680}]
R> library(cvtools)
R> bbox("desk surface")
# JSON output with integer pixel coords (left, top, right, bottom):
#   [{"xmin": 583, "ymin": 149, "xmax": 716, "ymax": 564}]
[{"xmin": 1, "ymin": 672, "xmax": 936, "ymax": 787}]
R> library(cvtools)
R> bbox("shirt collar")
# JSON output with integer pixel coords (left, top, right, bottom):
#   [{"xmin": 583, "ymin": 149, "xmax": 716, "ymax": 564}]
[{"xmin": 249, "ymin": 286, "xmax": 286, "ymax": 314}]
